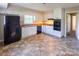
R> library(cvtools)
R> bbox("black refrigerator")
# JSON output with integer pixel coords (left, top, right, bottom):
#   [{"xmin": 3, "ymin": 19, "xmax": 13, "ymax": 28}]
[{"xmin": 4, "ymin": 15, "xmax": 21, "ymax": 45}]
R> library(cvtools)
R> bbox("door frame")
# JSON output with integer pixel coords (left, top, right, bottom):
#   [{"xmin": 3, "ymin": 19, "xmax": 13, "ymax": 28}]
[{"xmin": 65, "ymin": 12, "xmax": 77, "ymax": 37}]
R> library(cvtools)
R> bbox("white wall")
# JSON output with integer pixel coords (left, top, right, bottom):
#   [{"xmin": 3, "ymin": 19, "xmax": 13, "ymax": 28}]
[
  {"xmin": 0, "ymin": 14, "xmax": 4, "ymax": 42},
  {"xmin": 76, "ymin": 11, "xmax": 79, "ymax": 40},
  {"xmin": 61, "ymin": 8, "xmax": 65, "ymax": 37},
  {"xmin": 66, "ymin": 14, "xmax": 71, "ymax": 33}
]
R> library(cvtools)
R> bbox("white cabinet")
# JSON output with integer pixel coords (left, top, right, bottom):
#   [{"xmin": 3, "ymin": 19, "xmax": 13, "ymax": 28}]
[
  {"xmin": 45, "ymin": 26, "xmax": 53, "ymax": 35},
  {"xmin": 22, "ymin": 26, "xmax": 37, "ymax": 38},
  {"xmin": 42, "ymin": 26, "xmax": 53, "ymax": 35},
  {"xmin": 0, "ymin": 3, "xmax": 8, "ymax": 9},
  {"xmin": 42, "ymin": 26, "xmax": 61, "ymax": 38},
  {"xmin": 42, "ymin": 26, "xmax": 47, "ymax": 33}
]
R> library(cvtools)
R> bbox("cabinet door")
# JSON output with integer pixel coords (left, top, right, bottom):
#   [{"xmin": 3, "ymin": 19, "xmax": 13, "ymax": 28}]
[
  {"xmin": 42, "ymin": 26, "xmax": 47, "ymax": 33},
  {"xmin": 22, "ymin": 27, "xmax": 37, "ymax": 38},
  {"xmin": 42, "ymin": 26, "xmax": 53, "ymax": 35},
  {"xmin": 45, "ymin": 26, "xmax": 53, "ymax": 35}
]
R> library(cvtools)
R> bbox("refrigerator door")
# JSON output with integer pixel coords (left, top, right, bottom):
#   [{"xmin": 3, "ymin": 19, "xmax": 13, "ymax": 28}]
[{"xmin": 4, "ymin": 15, "xmax": 21, "ymax": 45}]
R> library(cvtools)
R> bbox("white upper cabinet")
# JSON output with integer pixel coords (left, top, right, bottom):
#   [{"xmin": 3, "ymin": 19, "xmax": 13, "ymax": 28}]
[
  {"xmin": 0, "ymin": 3, "xmax": 8, "ymax": 9},
  {"xmin": 53, "ymin": 8, "xmax": 63, "ymax": 19}
]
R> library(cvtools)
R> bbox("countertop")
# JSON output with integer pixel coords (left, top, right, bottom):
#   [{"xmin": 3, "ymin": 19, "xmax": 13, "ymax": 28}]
[{"xmin": 21, "ymin": 24, "xmax": 53, "ymax": 27}]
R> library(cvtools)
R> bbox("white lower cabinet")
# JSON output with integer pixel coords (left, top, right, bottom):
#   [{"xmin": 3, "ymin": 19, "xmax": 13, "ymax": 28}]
[
  {"xmin": 42, "ymin": 26, "xmax": 53, "ymax": 35},
  {"xmin": 42, "ymin": 26, "xmax": 61, "ymax": 37},
  {"xmin": 22, "ymin": 26, "xmax": 37, "ymax": 38}
]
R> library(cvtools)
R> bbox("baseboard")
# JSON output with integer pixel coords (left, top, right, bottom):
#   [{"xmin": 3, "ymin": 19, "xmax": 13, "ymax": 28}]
[{"xmin": 42, "ymin": 32, "xmax": 62, "ymax": 39}]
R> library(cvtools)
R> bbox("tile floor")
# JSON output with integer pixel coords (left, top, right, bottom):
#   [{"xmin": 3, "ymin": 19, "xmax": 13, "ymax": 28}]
[{"xmin": 0, "ymin": 33, "xmax": 79, "ymax": 56}]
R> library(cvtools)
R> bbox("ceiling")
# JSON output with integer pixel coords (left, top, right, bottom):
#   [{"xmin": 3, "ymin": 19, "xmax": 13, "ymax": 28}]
[{"xmin": 11, "ymin": 3, "xmax": 79, "ymax": 12}]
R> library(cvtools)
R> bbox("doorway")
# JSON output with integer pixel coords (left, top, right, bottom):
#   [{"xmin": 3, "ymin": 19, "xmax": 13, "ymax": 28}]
[{"xmin": 66, "ymin": 13, "xmax": 77, "ymax": 38}]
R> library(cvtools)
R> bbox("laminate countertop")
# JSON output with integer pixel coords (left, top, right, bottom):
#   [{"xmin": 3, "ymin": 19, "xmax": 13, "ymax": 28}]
[{"xmin": 21, "ymin": 24, "xmax": 53, "ymax": 27}]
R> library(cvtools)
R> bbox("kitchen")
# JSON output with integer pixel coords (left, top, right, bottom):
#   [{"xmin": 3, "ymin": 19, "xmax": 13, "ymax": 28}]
[{"xmin": 0, "ymin": 3, "xmax": 79, "ymax": 56}]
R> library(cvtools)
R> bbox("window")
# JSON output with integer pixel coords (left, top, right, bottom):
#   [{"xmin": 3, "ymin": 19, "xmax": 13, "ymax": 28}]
[{"xmin": 24, "ymin": 15, "xmax": 36, "ymax": 24}]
